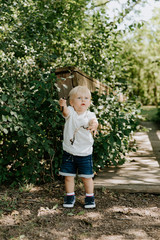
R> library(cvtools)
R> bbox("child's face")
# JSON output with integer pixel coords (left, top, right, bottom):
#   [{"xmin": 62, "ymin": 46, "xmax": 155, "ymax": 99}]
[{"xmin": 70, "ymin": 92, "xmax": 91, "ymax": 114}]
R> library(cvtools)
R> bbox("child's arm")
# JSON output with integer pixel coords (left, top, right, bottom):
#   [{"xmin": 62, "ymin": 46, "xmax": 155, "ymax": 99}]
[
  {"xmin": 88, "ymin": 118, "xmax": 98, "ymax": 137},
  {"xmin": 59, "ymin": 98, "xmax": 70, "ymax": 118}
]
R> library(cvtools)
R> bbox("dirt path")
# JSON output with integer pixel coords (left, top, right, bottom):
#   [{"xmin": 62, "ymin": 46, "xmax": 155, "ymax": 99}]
[{"xmin": 0, "ymin": 184, "xmax": 160, "ymax": 240}]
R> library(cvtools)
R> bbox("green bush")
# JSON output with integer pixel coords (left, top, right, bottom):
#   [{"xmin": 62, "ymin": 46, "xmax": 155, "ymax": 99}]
[
  {"xmin": 91, "ymin": 89, "xmax": 141, "ymax": 172},
  {"xmin": 0, "ymin": 66, "xmax": 63, "ymax": 186}
]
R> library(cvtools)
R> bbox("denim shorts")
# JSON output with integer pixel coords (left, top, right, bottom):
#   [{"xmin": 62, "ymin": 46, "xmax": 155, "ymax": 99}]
[{"xmin": 59, "ymin": 151, "xmax": 94, "ymax": 178}]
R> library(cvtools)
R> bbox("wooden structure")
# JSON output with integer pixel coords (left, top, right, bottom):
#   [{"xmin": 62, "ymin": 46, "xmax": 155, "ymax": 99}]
[{"xmin": 55, "ymin": 66, "xmax": 109, "ymax": 99}]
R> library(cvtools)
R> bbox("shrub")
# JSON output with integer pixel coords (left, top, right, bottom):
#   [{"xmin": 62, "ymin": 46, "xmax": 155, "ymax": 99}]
[
  {"xmin": 91, "ymin": 89, "xmax": 141, "ymax": 172},
  {"xmin": 0, "ymin": 66, "xmax": 63, "ymax": 186}
]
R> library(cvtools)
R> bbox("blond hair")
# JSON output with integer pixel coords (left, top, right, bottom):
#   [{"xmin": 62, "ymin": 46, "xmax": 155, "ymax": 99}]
[{"xmin": 69, "ymin": 86, "xmax": 91, "ymax": 100}]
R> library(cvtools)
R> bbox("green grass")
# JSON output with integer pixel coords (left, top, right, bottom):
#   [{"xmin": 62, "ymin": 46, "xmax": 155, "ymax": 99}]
[{"xmin": 141, "ymin": 106, "xmax": 159, "ymax": 121}]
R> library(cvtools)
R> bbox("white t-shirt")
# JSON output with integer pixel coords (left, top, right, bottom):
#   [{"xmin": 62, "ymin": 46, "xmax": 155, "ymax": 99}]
[{"xmin": 63, "ymin": 106, "xmax": 97, "ymax": 156}]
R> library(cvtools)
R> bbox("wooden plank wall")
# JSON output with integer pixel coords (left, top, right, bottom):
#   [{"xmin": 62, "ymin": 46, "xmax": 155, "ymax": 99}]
[{"xmin": 55, "ymin": 66, "xmax": 109, "ymax": 100}]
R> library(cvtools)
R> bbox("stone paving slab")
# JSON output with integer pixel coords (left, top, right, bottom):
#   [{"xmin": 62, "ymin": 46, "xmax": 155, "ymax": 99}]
[{"xmin": 94, "ymin": 122, "xmax": 160, "ymax": 194}]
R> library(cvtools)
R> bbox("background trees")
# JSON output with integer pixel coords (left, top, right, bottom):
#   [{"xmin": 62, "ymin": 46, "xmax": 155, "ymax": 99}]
[{"xmin": 120, "ymin": 8, "xmax": 160, "ymax": 105}]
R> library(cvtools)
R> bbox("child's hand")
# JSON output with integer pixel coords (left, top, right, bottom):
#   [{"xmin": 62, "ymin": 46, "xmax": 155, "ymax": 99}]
[
  {"xmin": 88, "ymin": 119, "xmax": 98, "ymax": 137},
  {"xmin": 59, "ymin": 98, "xmax": 67, "ymax": 107},
  {"xmin": 59, "ymin": 98, "xmax": 70, "ymax": 117}
]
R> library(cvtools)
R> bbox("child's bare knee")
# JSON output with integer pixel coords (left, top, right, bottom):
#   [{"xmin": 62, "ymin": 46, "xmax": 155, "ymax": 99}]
[
  {"xmin": 81, "ymin": 177, "xmax": 92, "ymax": 183},
  {"xmin": 65, "ymin": 176, "xmax": 74, "ymax": 182}
]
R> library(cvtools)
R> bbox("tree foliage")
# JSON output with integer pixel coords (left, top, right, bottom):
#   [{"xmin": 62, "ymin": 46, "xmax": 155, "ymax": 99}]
[{"xmin": 117, "ymin": 7, "xmax": 160, "ymax": 105}]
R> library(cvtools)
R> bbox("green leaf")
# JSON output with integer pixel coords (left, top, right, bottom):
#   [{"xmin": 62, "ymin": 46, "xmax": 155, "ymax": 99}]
[
  {"xmin": 14, "ymin": 126, "xmax": 19, "ymax": 131},
  {"xmin": 77, "ymin": 211, "xmax": 85, "ymax": 215},
  {"xmin": 27, "ymin": 137, "xmax": 32, "ymax": 144},
  {"xmin": 3, "ymin": 128, "xmax": 8, "ymax": 134},
  {"xmin": 10, "ymin": 111, "xmax": 18, "ymax": 118},
  {"xmin": 52, "ymin": 204, "xmax": 58, "ymax": 210},
  {"xmin": 2, "ymin": 115, "xmax": 7, "ymax": 122},
  {"xmin": 67, "ymin": 212, "xmax": 74, "ymax": 216},
  {"xmin": 2, "ymin": 94, "xmax": 8, "ymax": 101}
]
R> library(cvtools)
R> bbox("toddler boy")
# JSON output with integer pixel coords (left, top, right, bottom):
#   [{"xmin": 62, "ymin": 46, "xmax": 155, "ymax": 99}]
[{"xmin": 59, "ymin": 86, "xmax": 98, "ymax": 208}]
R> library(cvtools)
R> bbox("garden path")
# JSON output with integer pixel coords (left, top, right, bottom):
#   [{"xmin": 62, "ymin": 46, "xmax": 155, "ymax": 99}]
[{"xmin": 94, "ymin": 121, "xmax": 160, "ymax": 194}]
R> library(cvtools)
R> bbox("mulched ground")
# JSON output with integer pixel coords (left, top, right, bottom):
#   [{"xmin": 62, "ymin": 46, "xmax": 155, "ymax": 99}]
[{"xmin": 0, "ymin": 182, "xmax": 160, "ymax": 240}]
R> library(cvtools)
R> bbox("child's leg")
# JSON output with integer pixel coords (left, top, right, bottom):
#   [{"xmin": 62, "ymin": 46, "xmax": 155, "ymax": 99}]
[
  {"xmin": 63, "ymin": 176, "xmax": 75, "ymax": 208},
  {"xmin": 81, "ymin": 177, "xmax": 94, "ymax": 194},
  {"xmin": 65, "ymin": 176, "xmax": 75, "ymax": 193},
  {"xmin": 81, "ymin": 177, "xmax": 95, "ymax": 208}
]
